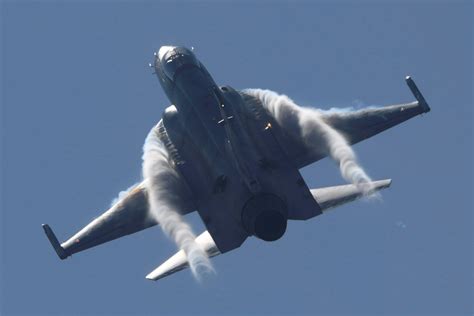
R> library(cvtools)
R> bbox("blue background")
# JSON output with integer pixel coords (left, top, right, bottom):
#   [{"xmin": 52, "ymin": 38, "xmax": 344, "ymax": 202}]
[{"xmin": 1, "ymin": 1, "xmax": 472, "ymax": 315}]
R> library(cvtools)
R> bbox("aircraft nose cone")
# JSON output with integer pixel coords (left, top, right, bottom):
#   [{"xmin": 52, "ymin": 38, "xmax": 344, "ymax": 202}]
[
  {"xmin": 157, "ymin": 46, "xmax": 199, "ymax": 81},
  {"xmin": 158, "ymin": 46, "xmax": 176, "ymax": 62}
]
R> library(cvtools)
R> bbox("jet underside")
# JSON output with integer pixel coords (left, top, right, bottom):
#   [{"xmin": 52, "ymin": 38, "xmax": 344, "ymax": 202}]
[
  {"xmin": 160, "ymin": 83, "xmax": 323, "ymax": 253},
  {"xmin": 43, "ymin": 46, "xmax": 430, "ymax": 281}
]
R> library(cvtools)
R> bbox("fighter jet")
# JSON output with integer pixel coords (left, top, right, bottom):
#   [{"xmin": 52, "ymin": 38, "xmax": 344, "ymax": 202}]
[{"xmin": 43, "ymin": 46, "xmax": 430, "ymax": 281}]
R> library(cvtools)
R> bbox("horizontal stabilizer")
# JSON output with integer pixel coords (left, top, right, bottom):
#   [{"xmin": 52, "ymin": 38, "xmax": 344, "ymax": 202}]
[
  {"xmin": 312, "ymin": 179, "xmax": 392, "ymax": 213},
  {"xmin": 146, "ymin": 230, "xmax": 220, "ymax": 281}
]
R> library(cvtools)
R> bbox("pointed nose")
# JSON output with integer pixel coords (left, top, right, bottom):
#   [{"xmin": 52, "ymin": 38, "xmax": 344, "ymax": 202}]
[
  {"xmin": 157, "ymin": 46, "xmax": 176, "ymax": 62},
  {"xmin": 155, "ymin": 46, "xmax": 199, "ymax": 81}
]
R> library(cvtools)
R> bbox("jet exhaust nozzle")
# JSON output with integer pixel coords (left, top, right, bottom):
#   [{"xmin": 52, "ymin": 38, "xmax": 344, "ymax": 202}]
[{"xmin": 242, "ymin": 193, "xmax": 288, "ymax": 241}]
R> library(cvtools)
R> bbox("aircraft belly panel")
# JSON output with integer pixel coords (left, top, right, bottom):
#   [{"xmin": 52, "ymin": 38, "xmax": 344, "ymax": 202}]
[
  {"xmin": 196, "ymin": 176, "xmax": 250, "ymax": 253},
  {"xmin": 239, "ymin": 92, "xmax": 323, "ymax": 220},
  {"xmin": 251, "ymin": 130, "xmax": 322, "ymax": 220},
  {"xmin": 162, "ymin": 107, "xmax": 250, "ymax": 253}
]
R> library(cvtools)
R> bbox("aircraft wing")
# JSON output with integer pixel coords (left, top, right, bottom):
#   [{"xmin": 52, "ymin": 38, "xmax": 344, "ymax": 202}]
[
  {"xmin": 145, "ymin": 179, "xmax": 391, "ymax": 281},
  {"xmin": 43, "ymin": 180, "xmax": 196, "ymax": 259},
  {"xmin": 43, "ymin": 183, "xmax": 154, "ymax": 259},
  {"xmin": 271, "ymin": 77, "xmax": 431, "ymax": 169}
]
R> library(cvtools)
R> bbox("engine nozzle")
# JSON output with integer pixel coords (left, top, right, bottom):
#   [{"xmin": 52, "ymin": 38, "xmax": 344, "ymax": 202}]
[{"xmin": 242, "ymin": 194, "xmax": 288, "ymax": 241}]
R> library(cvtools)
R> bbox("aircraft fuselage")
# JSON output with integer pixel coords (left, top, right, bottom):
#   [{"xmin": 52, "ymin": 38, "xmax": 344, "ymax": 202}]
[{"xmin": 153, "ymin": 46, "xmax": 321, "ymax": 249}]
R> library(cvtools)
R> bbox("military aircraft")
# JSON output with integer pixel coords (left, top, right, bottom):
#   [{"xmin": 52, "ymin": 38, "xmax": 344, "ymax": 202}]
[{"xmin": 43, "ymin": 46, "xmax": 430, "ymax": 281}]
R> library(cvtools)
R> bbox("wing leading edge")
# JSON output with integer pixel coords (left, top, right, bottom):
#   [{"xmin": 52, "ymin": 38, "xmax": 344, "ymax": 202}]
[
  {"xmin": 324, "ymin": 77, "xmax": 430, "ymax": 149},
  {"xmin": 273, "ymin": 76, "xmax": 431, "ymax": 169}
]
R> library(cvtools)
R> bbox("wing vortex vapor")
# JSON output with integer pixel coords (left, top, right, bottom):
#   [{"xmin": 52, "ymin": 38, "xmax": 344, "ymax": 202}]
[
  {"xmin": 142, "ymin": 124, "xmax": 214, "ymax": 280},
  {"xmin": 244, "ymin": 89, "xmax": 376, "ymax": 196}
]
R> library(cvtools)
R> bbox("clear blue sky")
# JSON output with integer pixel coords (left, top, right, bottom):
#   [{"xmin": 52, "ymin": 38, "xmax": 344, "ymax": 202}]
[{"xmin": 1, "ymin": 1, "xmax": 472, "ymax": 315}]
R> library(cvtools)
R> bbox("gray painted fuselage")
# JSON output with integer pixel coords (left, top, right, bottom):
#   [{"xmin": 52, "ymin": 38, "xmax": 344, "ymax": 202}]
[{"xmin": 155, "ymin": 46, "xmax": 320, "ymax": 252}]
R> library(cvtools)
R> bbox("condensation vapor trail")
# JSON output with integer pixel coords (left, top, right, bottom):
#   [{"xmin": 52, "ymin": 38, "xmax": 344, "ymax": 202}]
[
  {"xmin": 142, "ymin": 124, "xmax": 214, "ymax": 281},
  {"xmin": 110, "ymin": 183, "xmax": 140, "ymax": 207},
  {"xmin": 244, "ymin": 89, "xmax": 376, "ymax": 196}
]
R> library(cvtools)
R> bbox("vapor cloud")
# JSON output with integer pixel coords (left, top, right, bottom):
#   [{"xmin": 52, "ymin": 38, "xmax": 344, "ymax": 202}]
[
  {"xmin": 110, "ymin": 183, "xmax": 140, "ymax": 207},
  {"xmin": 142, "ymin": 124, "xmax": 214, "ymax": 281},
  {"xmin": 244, "ymin": 89, "xmax": 376, "ymax": 196}
]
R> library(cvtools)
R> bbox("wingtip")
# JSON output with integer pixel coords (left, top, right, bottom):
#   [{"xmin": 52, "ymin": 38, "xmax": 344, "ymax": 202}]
[
  {"xmin": 405, "ymin": 75, "xmax": 430, "ymax": 114},
  {"xmin": 145, "ymin": 275, "xmax": 157, "ymax": 281},
  {"xmin": 145, "ymin": 271, "xmax": 163, "ymax": 281},
  {"xmin": 42, "ymin": 224, "xmax": 68, "ymax": 260},
  {"xmin": 370, "ymin": 179, "xmax": 392, "ymax": 191}
]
